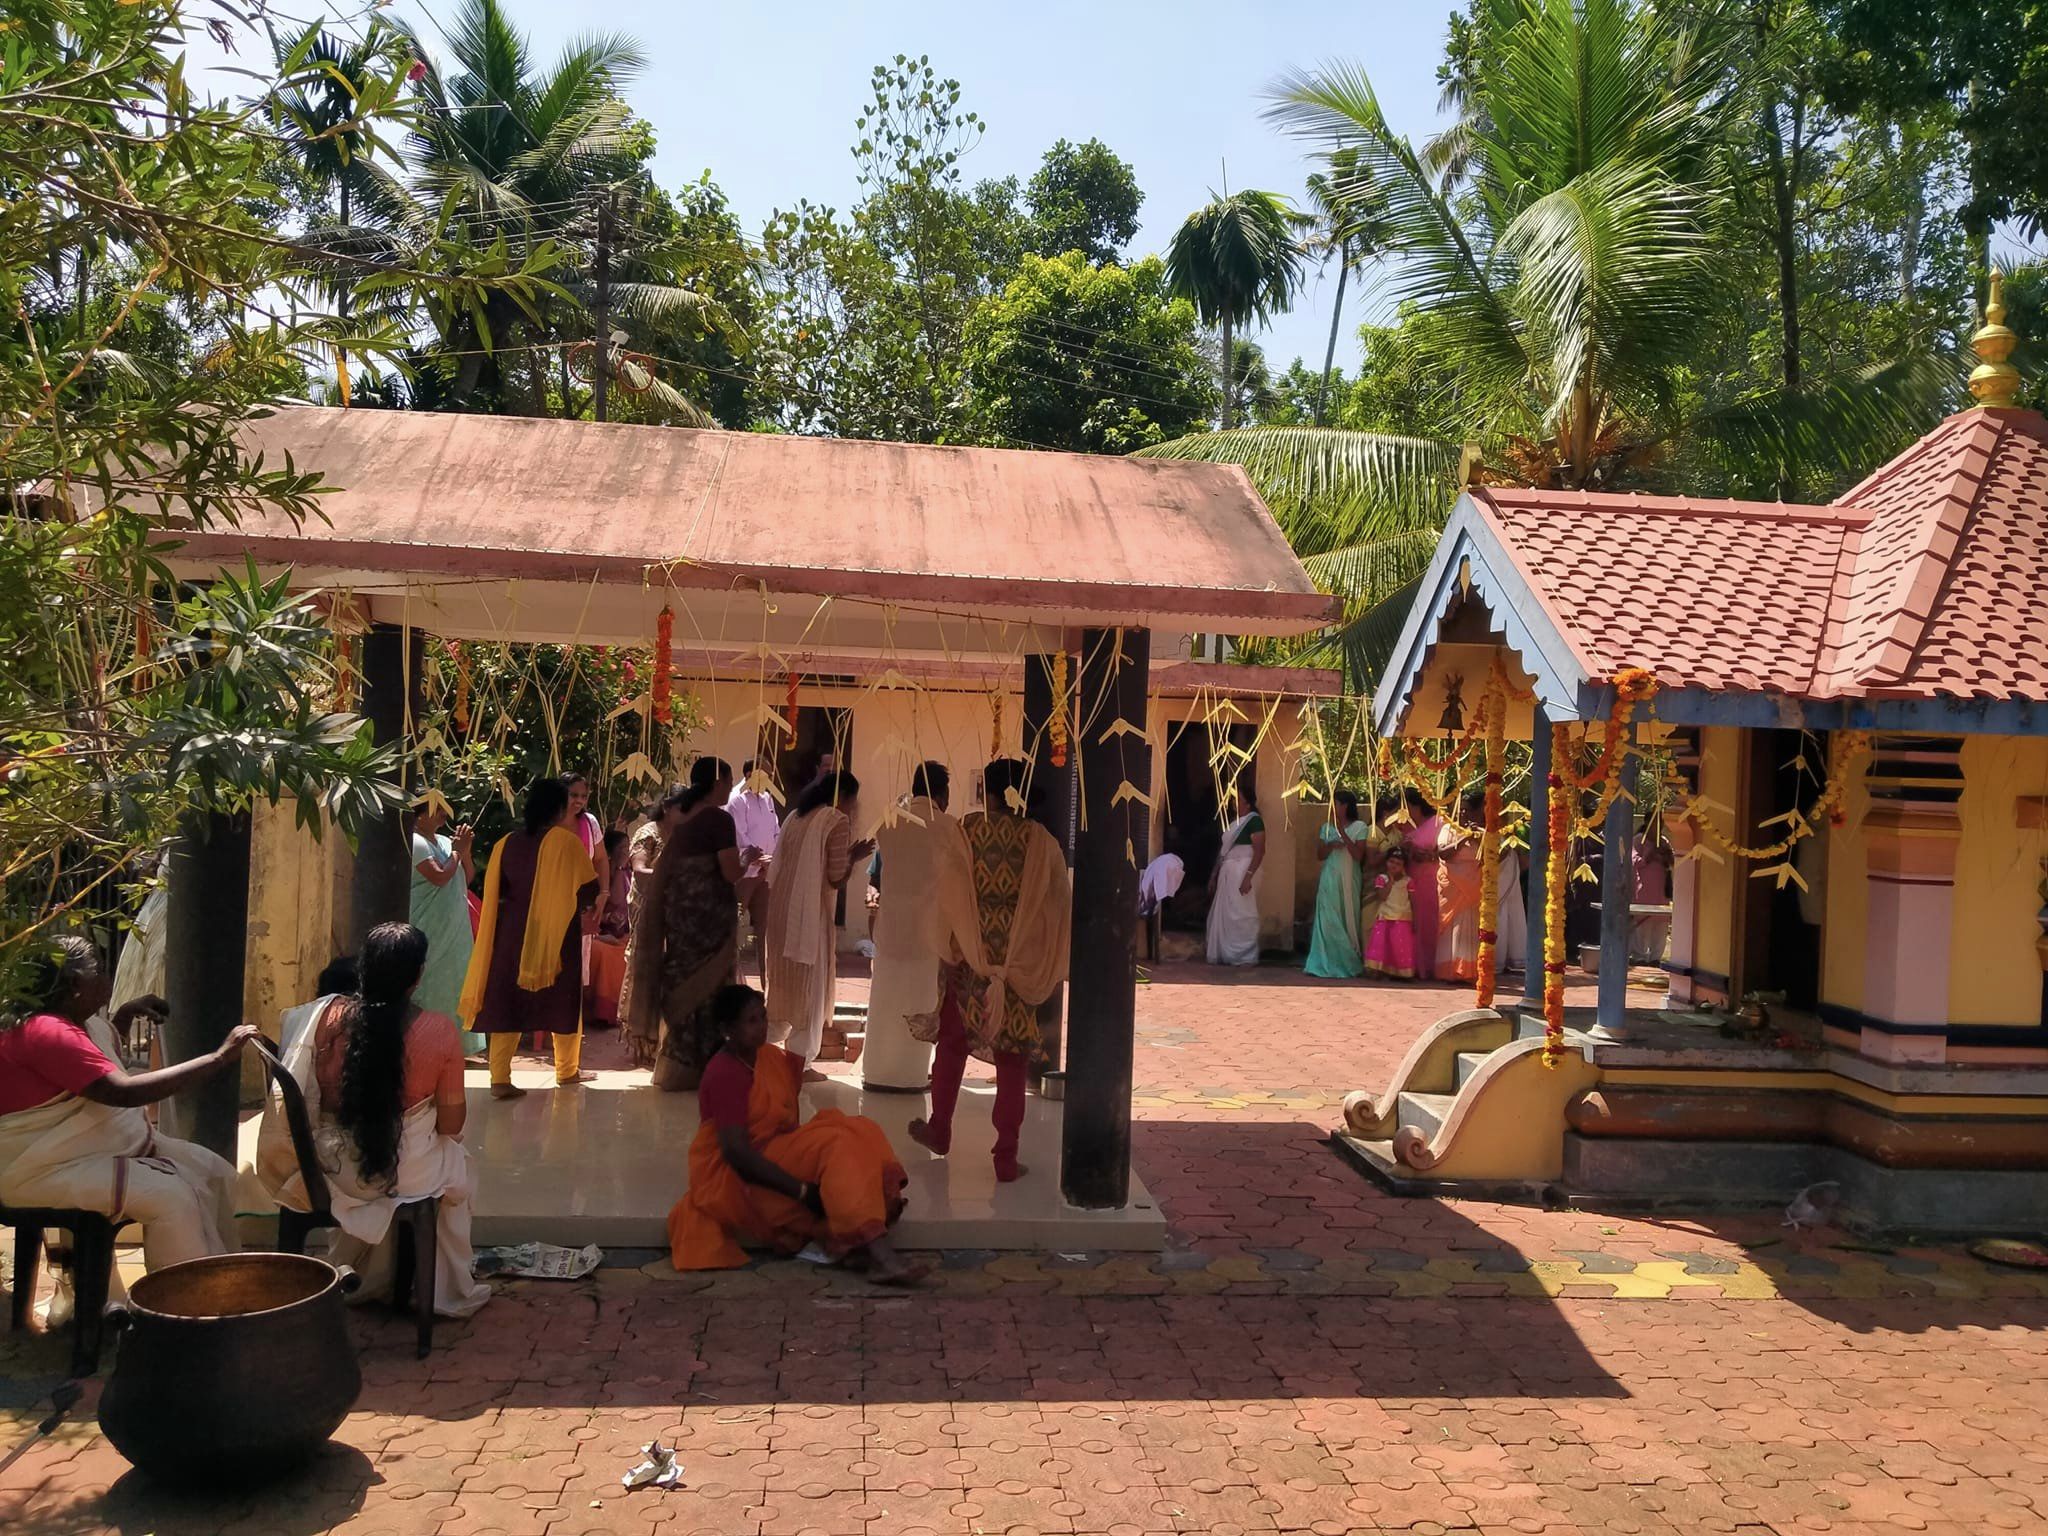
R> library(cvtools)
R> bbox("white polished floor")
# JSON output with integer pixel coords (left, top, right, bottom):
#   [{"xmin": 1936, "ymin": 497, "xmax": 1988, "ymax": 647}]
[{"xmin": 457, "ymin": 1058, "xmax": 1165, "ymax": 1252}]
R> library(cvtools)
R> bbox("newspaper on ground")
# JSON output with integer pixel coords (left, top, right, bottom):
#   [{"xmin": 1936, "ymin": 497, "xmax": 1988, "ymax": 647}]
[{"xmin": 474, "ymin": 1242, "xmax": 603, "ymax": 1280}]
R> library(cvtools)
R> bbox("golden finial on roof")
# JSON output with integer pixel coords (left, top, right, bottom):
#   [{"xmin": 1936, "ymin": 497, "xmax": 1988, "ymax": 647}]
[{"xmin": 1970, "ymin": 269, "xmax": 2021, "ymax": 409}]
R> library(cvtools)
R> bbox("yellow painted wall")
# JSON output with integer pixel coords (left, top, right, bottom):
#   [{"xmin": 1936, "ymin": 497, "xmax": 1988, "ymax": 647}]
[
  {"xmin": 1948, "ymin": 735, "xmax": 2048, "ymax": 1026},
  {"xmin": 1821, "ymin": 743, "xmax": 1871, "ymax": 1015},
  {"xmin": 1692, "ymin": 725, "xmax": 1741, "ymax": 982}
]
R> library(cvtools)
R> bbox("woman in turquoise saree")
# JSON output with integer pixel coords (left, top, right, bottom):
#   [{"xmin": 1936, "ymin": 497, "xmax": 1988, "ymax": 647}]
[{"xmin": 1304, "ymin": 790, "xmax": 1372, "ymax": 979}]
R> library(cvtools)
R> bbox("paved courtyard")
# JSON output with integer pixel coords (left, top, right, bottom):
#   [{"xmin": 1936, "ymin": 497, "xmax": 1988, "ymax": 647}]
[{"xmin": 6, "ymin": 963, "xmax": 2048, "ymax": 1534}]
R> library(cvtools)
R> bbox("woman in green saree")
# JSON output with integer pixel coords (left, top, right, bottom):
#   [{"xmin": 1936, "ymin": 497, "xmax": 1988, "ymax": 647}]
[{"xmin": 1303, "ymin": 789, "xmax": 1373, "ymax": 979}]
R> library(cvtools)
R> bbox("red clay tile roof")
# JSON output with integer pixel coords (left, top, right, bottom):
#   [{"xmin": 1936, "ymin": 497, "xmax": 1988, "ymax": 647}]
[{"xmin": 1470, "ymin": 407, "xmax": 2048, "ymax": 703}]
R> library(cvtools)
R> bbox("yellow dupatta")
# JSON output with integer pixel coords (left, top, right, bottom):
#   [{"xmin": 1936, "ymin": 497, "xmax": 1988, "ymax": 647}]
[{"xmin": 459, "ymin": 824, "xmax": 596, "ymax": 1021}]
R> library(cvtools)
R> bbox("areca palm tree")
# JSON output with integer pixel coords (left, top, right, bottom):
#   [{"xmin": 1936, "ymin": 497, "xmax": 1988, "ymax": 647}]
[
  {"xmin": 1142, "ymin": 0, "xmax": 1949, "ymax": 687},
  {"xmin": 1165, "ymin": 189, "xmax": 1304, "ymax": 426}
]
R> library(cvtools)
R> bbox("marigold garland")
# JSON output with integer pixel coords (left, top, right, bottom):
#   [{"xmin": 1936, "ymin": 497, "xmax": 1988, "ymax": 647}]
[
  {"xmin": 1677, "ymin": 730, "xmax": 1872, "ymax": 862},
  {"xmin": 990, "ymin": 686, "xmax": 1005, "ymax": 760},
  {"xmin": 1563, "ymin": 666, "xmax": 1659, "ymax": 837},
  {"xmin": 783, "ymin": 670, "xmax": 800, "ymax": 735},
  {"xmin": 651, "ymin": 606, "xmax": 674, "ymax": 725},
  {"xmin": 132, "ymin": 601, "xmax": 153, "ymax": 692},
  {"xmin": 449, "ymin": 637, "xmax": 471, "ymax": 733},
  {"xmin": 1541, "ymin": 720, "xmax": 1573, "ymax": 1068},
  {"xmin": 1049, "ymin": 650, "xmax": 1070, "ymax": 768}
]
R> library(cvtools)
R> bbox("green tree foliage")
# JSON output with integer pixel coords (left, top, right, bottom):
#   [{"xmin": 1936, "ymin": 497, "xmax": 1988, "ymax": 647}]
[
  {"xmin": 0, "ymin": 0, "xmax": 550, "ymax": 1005},
  {"xmin": 1147, "ymin": 0, "xmax": 1960, "ymax": 684},
  {"xmin": 1022, "ymin": 138, "xmax": 1145, "ymax": 262},
  {"xmin": 1817, "ymin": 0, "xmax": 2048, "ymax": 240},
  {"xmin": 1165, "ymin": 190, "xmax": 1304, "ymax": 427},
  {"xmin": 963, "ymin": 253, "xmax": 1212, "ymax": 451}
]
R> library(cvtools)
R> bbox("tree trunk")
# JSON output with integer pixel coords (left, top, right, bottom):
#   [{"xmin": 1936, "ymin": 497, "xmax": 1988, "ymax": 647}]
[
  {"xmin": 1219, "ymin": 313, "xmax": 1235, "ymax": 429},
  {"xmin": 1316, "ymin": 247, "xmax": 1349, "ymax": 427},
  {"xmin": 1763, "ymin": 95, "xmax": 1801, "ymax": 500}
]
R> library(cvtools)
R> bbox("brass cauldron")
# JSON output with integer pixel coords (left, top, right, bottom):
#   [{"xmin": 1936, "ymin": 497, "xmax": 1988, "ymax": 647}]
[{"xmin": 100, "ymin": 1252, "xmax": 362, "ymax": 1484}]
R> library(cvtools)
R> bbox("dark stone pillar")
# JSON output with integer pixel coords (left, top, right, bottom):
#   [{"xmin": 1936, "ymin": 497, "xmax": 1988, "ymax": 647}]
[
  {"xmin": 1521, "ymin": 706, "xmax": 1551, "ymax": 1011},
  {"xmin": 348, "ymin": 622, "xmax": 420, "ymax": 952},
  {"xmin": 1597, "ymin": 725, "xmax": 1638, "ymax": 1034},
  {"xmin": 164, "ymin": 810, "xmax": 251, "ymax": 1157},
  {"xmin": 1023, "ymin": 649, "xmax": 1075, "ymax": 1079},
  {"xmin": 1060, "ymin": 626, "xmax": 1149, "ymax": 1210}
]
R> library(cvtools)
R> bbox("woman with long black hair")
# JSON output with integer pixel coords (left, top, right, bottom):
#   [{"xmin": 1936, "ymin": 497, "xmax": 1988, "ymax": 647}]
[
  {"xmin": 268, "ymin": 921, "xmax": 491, "ymax": 1318},
  {"xmin": 460, "ymin": 776, "xmax": 599, "ymax": 1098}
]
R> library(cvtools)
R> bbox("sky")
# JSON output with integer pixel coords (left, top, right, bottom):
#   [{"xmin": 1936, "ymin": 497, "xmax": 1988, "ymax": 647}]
[{"xmin": 202, "ymin": 0, "xmax": 1458, "ymax": 377}]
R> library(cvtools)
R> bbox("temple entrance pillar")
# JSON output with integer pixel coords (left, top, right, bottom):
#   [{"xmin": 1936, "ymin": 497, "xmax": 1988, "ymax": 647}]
[
  {"xmin": 1859, "ymin": 737, "xmax": 1963, "ymax": 1063},
  {"xmin": 164, "ymin": 810, "xmax": 251, "ymax": 1157},
  {"xmin": 1061, "ymin": 626, "xmax": 1149, "ymax": 1209},
  {"xmin": 1023, "ymin": 648, "xmax": 1076, "ymax": 1082},
  {"xmin": 1521, "ymin": 706, "xmax": 1552, "ymax": 1012},
  {"xmin": 1595, "ymin": 724, "xmax": 1637, "ymax": 1035},
  {"xmin": 348, "ymin": 621, "xmax": 420, "ymax": 951}
]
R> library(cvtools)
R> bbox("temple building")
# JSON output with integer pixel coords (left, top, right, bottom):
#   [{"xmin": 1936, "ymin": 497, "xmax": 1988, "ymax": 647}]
[{"xmin": 1342, "ymin": 277, "xmax": 2048, "ymax": 1233}]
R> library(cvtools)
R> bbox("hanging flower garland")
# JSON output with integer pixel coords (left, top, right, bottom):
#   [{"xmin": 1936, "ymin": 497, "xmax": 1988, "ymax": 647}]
[
  {"xmin": 1563, "ymin": 666, "xmax": 1660, "ymax": 837},
  {"xmin": 784, "ymin": 670, "xmax": 801, "ymax": 736},
  {"xmin": 651, "ymin": 606, "xmax": 674, "ymax": 725},
  {"xmin": 131, "ymin": 600, "xmax": 153, "ymax": 693},
  {"xmin": 1050, "ymin": 650, "xmax": 1070, "ymax": 768},
  {"xmin": 1677, "ymin": 730, "xmax": 1872, "ymax": 865},
  {"xmin": 1474, "ymin": 669, "xmax": 1508, "ymax": 1010},
  {"xmin": 450, "ymin": 638, "xmax": 471, "ymax": 733},
  {"xmin": 990, "ymin": 686, "xmax": 1005, "ymax": 760},
  {"xmin": 1541, "ymin": 720, "xmax": 1573, "ymax": 1068}
]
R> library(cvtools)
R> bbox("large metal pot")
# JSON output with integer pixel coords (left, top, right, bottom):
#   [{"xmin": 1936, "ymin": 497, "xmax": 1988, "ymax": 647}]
[{"xmin": 99, "ymin": 1252, "xmax": 362, "ymax": 1484}]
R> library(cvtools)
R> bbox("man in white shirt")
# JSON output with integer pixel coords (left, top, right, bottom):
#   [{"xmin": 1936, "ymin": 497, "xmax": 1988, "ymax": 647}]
[
  {"xmin": 726, "ymin": 759, "xmax": 782, "ymax": 861},
  {"xmin": 727, "ymin": 759, "xmax": 781, "ymax": 958}
]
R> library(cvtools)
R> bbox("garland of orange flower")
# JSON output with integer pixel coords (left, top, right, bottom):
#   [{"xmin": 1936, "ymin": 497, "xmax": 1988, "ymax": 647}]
[
  {"xmin": 651, "ymin": 606, "xmax": 674, "ymax": 725},
  {"xmin": 450, "ymin": 638, "xmax": 471, "ymax": 733},
  {"xmin": 1541, "ymin": 719, "xmax": 1573, "ymax": 1068},
  {"xmin": 783, "ymin": 670, "xmax": 800, "ymax": 735},
  {"xmin": 1049, "ymin": 650, "xmax": 1070, "ymax": 768},
  {"xmin": 990, "ymin": 686, "xmax": 1005, "ymax": 759},
  {"xmin": 1563, "ymin": 666, "xmax": 1660, "ymax": 837},
  {"xmin": 132, "ymin": 601, "xmax": 153, "ymax": 693},
  {"xmin": 1474, "ymin": 670, "xmax": 1508, "ymax": 1009},
  {"xmin": 1678, "ymin": 729, "xmax": 1872, "ymax": 860}
]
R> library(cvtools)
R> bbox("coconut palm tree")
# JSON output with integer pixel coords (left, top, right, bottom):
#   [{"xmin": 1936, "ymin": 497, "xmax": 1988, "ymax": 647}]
[
  {"xmin": 1165, "ymin": 189, "xmax": 1304, "ymax": 426},
  {"xmin": 1300, "ymin": 148, "xmax": 1383, "ymax": 426},
  {"xmin": 1141, "ymin": 0, "xmax": 1950, "ymax": 687}
]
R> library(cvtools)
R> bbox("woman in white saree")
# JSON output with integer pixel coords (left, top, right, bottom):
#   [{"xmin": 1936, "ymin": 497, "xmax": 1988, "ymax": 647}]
[
  {"xmin": 1205, "ymin": 783, "xmax": 1267, "ymax": 967},
  {"xmin": 260, "ymin": 922, "xmax": 490, "ymax": 1318}
]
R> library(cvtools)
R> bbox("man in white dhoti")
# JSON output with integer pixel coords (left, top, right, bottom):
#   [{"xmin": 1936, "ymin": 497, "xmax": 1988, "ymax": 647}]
[
  {"xmin": 862, "ymin": 763, "xmax": 956, "ymax": 1092},
  {"xmin": 0, "ymin": 937, "xmax": 256, "ymax": 1277}
]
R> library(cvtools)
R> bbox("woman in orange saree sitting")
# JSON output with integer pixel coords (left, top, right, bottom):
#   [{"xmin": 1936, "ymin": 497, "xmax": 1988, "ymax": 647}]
[{"xmin": 668, "ymin": 984, "xmax": 922, "ymax": 1284}]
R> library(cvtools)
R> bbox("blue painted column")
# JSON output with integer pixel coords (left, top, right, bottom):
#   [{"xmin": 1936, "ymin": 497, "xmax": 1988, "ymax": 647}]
[
  {"xmin": 1597, "ymin": 724, "xmax": 1637, "ymax": 1033},
  {"xmin": 1520, "ymin": 706, "xmax": 1551, "ymax": 1011}
]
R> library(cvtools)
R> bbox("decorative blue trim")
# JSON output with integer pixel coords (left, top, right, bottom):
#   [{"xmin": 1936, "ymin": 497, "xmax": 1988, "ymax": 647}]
[
  {"xmin": 1372, "ymin": 497, "xmax": 1591, "ymax": 737},
  {"xmin": 1818, "ymin": 1003, "xmax": 2048, "ymax": 1048},
  {"xmin": 1591, "ymin": 685, "xmax": 2048, "ymax": 736}
]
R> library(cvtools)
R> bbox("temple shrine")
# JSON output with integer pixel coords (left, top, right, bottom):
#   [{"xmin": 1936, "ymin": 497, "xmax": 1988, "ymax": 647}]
[{"xmin": 1341, "ymin": 278, "xmax": 2048, "ymax": 1232}]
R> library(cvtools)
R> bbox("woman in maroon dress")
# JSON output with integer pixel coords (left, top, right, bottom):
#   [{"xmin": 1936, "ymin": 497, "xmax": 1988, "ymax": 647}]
[{"xmin": 461, "ymin": 777, "xmax": 599, "ymax": 1100}]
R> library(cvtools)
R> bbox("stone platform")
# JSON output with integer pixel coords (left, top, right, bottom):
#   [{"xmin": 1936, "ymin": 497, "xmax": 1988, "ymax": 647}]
[{"xmin": 457, "ymin": 1058, "xmax": 1165, "ymax": 1251}]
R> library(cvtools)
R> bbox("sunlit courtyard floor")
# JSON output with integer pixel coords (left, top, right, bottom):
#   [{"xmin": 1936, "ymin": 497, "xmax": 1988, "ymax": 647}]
[{"xmin": 10, "ymin": 960, "xmax": 2048, "ymax": 1535}]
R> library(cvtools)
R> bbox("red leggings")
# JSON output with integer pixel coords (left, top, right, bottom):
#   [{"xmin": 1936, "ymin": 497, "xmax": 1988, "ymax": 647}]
[{"xmin": 925, "ymin": 988, "xmax": 1028, "ymax": 1179}]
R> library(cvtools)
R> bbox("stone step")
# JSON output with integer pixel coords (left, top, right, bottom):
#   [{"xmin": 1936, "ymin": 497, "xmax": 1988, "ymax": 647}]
[
  {"xmin": 1395, "ymin": 1090, "xmax": 1457, "ymax": 1143},
  {"xmin": 1454, "ymin": 1050, "xmax": 1491, "ymax": 1090}
]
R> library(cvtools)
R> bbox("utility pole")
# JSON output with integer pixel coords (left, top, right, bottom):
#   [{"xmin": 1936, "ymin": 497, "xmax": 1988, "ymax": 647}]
[{"xmin": 591, "ymin": 188, "xmax": 615, "ymax": 422}]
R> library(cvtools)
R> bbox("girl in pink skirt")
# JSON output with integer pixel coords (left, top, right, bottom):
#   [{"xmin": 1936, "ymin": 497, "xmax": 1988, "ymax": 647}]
[{"xmin": 1364, "ymin": 848, "xmax": 1419, "ymax": 980}]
